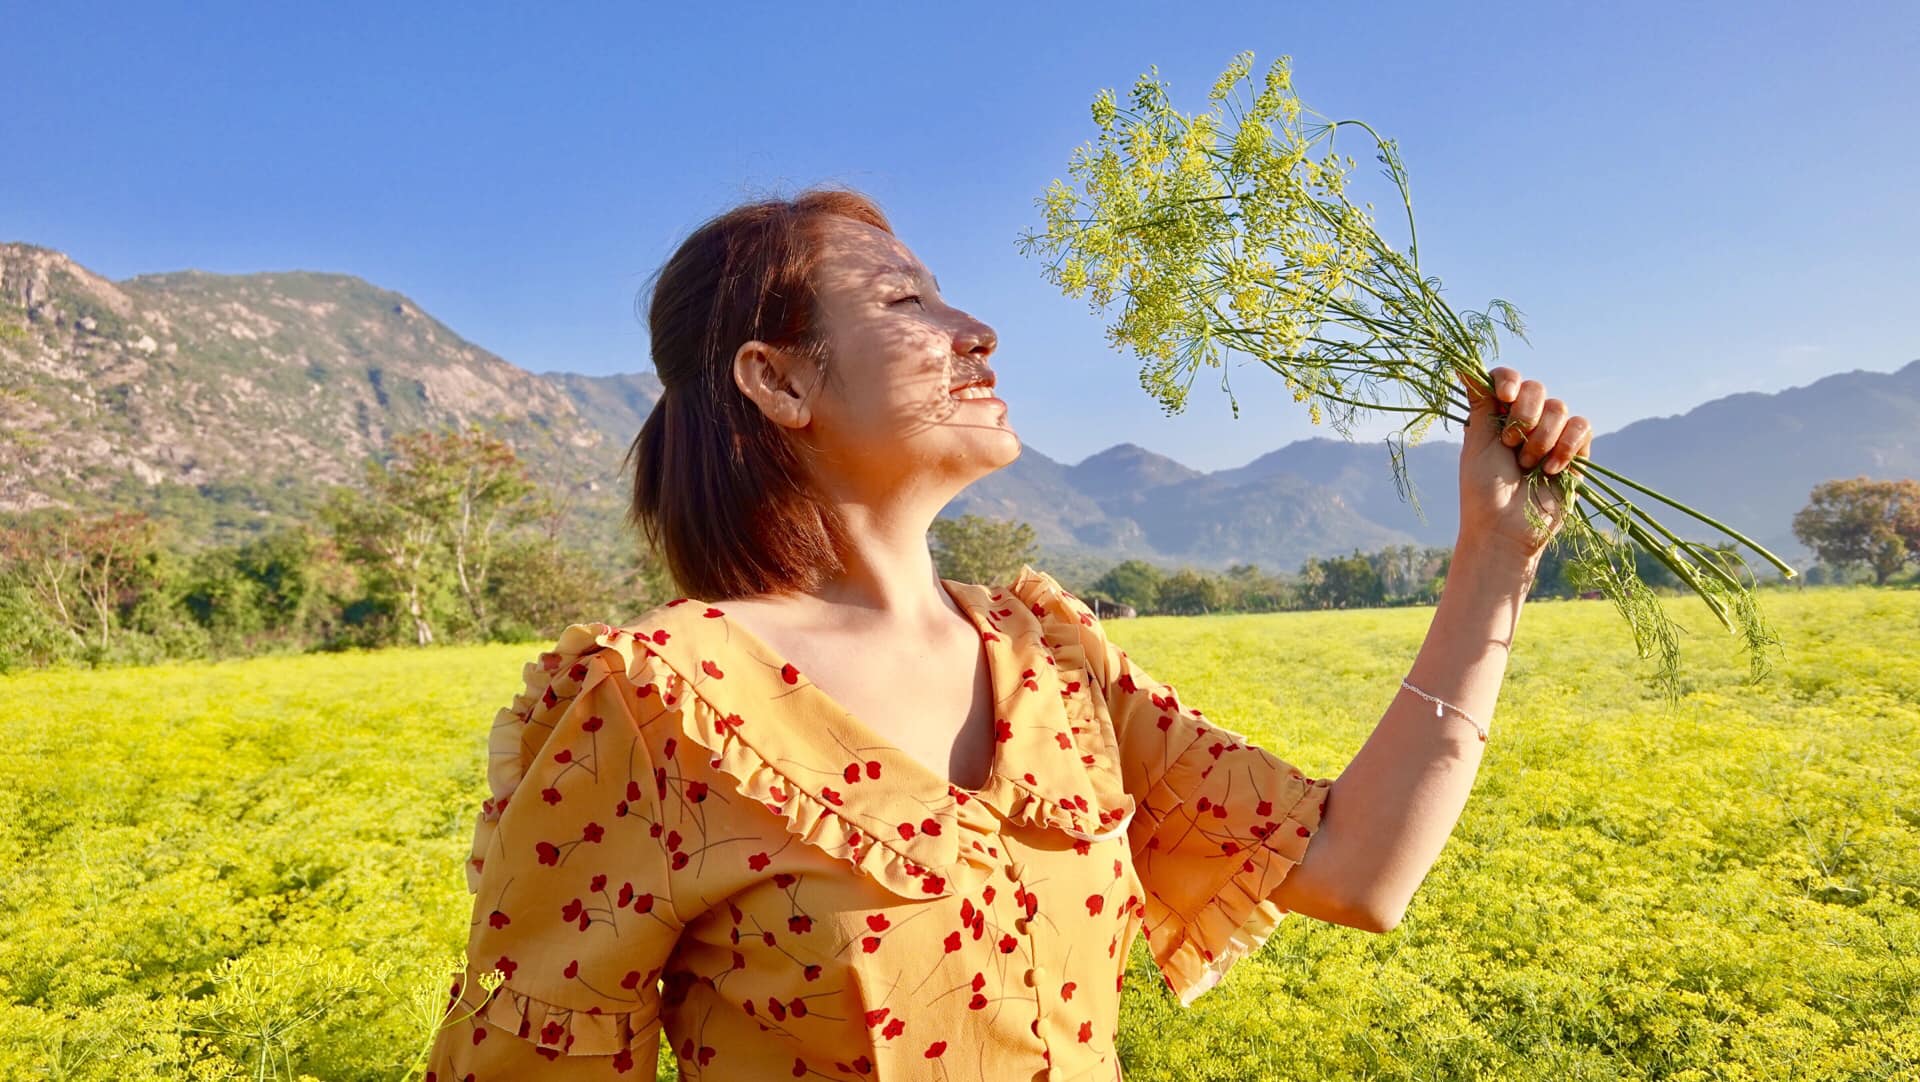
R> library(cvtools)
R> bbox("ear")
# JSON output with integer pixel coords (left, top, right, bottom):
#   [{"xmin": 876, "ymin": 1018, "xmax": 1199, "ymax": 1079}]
[{"xmin": 733, "ymin": 340, "xmax": 818, "ymax": 430}]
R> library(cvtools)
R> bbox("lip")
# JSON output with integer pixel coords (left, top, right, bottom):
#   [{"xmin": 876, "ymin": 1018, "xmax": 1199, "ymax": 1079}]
[{"xmin": 948, "ymin": 376, "xmax": 997, "ymax": 394}]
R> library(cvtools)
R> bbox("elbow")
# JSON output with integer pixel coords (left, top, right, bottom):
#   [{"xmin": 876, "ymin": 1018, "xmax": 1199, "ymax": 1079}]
[
  {"xmin": 1345, "ymin": 891, "xmax": 1406, "ymax": 934},
  {"xmin": 1356, "ymin": 903, "xmax": 1405, "ymax": 934}
]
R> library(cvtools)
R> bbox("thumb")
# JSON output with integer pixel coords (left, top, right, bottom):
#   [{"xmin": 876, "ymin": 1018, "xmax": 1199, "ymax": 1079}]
[{"xmin": 1456, "ymin": 367, "xmax": 1506, "ymax": 451}]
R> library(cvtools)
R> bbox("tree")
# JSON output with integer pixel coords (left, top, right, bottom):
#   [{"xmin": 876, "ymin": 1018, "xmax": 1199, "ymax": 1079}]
[
  {"xmin": 1792, "ymin": 477, "xmax": 1920, "ymax": 585},
  {"xmin": 1301, "ymin": 549, "xmax": 1385, "ymax": 609},
  {"xmin": 1219, "ymin": 562, "xmax": 1289, "ymax": 612},
  {"xmin": 0, "ymin": 508, "xmax": 161, "ymax": 652},
  {"xmin": 322, "ymin": 425, "xmax": 550, "ymax": 645},
  {"xmin": 1091, "ymin": 559, "xmax": 1164, "ymax": 614},
  {"xmin": 1157, "ymin": 568, "xmax": 1223, "ymax": 614},
  {"xmin": 929, "ymin": 514, "xmax": 1038, "ymax": 586}
]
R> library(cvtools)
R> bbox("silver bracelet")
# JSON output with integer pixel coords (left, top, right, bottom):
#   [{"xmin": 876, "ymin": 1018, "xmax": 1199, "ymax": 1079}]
[{"xmin": 1400, "ymin": 678, "xmax": 1488, "ymax": 742}]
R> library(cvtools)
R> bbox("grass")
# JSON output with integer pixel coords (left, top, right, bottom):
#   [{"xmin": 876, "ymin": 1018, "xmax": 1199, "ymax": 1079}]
[{"xmin": 2, "ymin": 585, "xmax": 1914, "ymax": 1080}]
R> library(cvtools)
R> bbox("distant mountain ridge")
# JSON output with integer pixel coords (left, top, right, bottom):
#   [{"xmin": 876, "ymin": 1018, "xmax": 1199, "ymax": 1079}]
[{"xmin": 3, "ymin": 241, "xmax": 1912, "ymax": 578}]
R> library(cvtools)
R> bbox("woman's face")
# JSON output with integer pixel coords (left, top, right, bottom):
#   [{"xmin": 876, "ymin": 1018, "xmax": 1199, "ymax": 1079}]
[{"xmin": 734, "ymin": 215, "xmax": 1019, "ymax": 498}]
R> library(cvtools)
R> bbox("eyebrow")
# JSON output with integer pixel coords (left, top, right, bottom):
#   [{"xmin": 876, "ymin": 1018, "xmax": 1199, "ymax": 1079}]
[{"xmin": 888, "ymin": 263, "xmax": 942, "ymax": 292}]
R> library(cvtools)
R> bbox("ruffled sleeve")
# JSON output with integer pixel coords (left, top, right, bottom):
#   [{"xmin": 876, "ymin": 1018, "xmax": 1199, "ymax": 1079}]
[
  {"xmin": 426, "ymin": 627, "xmax": 685, "ymax": 1076},
  {"xmin": 1007, "ymin": 566, "xmax": 1337, "ymax": 1008}
]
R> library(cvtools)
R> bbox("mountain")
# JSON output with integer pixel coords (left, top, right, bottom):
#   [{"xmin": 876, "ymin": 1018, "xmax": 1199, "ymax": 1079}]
[
  {"xmin": 0, "ymin": 242, "xmax": 628, "ymax": 552},
  {"xmin": 3, "ymin": 241, "xmax": 1912, "ymax": 580},
  {"xmin": 1583, "ymin": 361, "xmax": 1920, "ymax": 565}
]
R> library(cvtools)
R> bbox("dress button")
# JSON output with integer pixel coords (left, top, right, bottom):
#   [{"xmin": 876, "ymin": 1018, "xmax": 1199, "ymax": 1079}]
[
  {"xmin": 1007, "ymin": 861, "xmax": 1026, "ymax": 880},
  {"xmin": 1015, "ymin": 917, "xmax": 1031, "ymax": 935},
  {"xmin": 1024, "ymin": 966, "xmax": 1045, "ymax": 987}
]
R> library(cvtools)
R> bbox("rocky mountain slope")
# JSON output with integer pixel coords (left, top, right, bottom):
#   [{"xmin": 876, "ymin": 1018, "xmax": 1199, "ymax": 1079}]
[{"xmin": 4, "ymin": 241, "xmax": 1911, "ymax": 578}]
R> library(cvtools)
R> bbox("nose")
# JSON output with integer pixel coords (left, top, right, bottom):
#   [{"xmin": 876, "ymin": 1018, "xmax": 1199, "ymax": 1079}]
[{"xmin": 957, "ymin": 318, "xmax": 997, "ymax": 360}]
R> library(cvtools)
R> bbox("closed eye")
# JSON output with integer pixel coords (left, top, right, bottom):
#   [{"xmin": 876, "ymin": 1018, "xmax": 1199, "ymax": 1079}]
[{"xmin": 892, "ymin": 294, "xmax": 925, "ymax": 308}]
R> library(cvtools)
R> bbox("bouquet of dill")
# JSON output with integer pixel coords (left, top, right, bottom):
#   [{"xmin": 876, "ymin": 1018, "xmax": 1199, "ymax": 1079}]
[{"xmin": 1015, "ymin": 52, "xmax": 1795, "ymax": 703}]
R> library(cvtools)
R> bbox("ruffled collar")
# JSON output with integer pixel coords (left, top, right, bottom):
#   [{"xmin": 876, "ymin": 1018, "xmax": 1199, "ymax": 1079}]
[{"xmin": 581, "ymin": 570, "xmax": 1135, "ymax": 900}]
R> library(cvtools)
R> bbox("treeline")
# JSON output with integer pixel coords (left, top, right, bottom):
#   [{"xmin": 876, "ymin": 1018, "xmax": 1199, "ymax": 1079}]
[
  {"xmin": 936, "ymin": 471, "xmax": 1920, "ymax": 619},
  {"xmin": 0, "ymin": 425, "xmax": 668, "ymax": 672},
  {"xmin": 4, "ymin": 437, "xmax": 1913, "ymax": 671}
]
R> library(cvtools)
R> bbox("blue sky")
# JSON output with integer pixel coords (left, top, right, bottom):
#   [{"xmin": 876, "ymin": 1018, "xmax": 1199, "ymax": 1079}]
[{"xmin": 4, "ymin": 1, "xmax": 1915, "ymax": 472}]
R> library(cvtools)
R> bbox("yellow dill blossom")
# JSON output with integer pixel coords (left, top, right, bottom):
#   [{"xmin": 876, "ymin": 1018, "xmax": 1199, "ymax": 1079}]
[{"xmin": 1014, "ymin": 48, "xmax": 1798, "ymax": 699}]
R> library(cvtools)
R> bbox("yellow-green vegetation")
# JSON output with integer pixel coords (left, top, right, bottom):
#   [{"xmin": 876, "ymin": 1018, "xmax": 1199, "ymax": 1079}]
[{"xmin": 2, "ymin": 586, "xmax": 1914, "ymax": 1080}]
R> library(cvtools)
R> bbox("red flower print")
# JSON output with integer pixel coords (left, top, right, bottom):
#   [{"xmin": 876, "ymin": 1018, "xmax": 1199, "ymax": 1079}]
[
  {"xmin": 534, "ymin": 841, "xmax": 560, "ymax": 865},
  {"xmin": 865, "ymin": 760, "xmax": 882, "ymax": 779},
  {"xmin": 748, "ymin": 852, "xmax": 771, "ymax": 871},
  {"xmin": 864, "ymin": 1008, "xmax": 890, "ymax": 1028},
  {"xmin": 882, "ymin": 1018, "xmax": 905, "ymax": 1040},
  {"xmin": 701, "ymin": 659, "xmax": 725, "ymax": 679},
  {"xmin": 1078, "ymin": 1021, "xmax": 1093, "ymax": 1043},
  {"xmin": 781, "ymin": 663, "xmax": 800, "ymax": 684},
  {"xmin": 1086, "ymin": 894, "xmax": 1104, "ymax": 915},
  {"xmin": 943, "ymin": 931, "xmax": 961, "ymax": 952},
  {"xmin": 925, "ymin": 1041, "xmax": 948, "ymax": 1058},
  {"xmin": 488, "ymin": 910, "xmax": 510, "ymax": 929},
  {"xmin": 866, "ymin": 913, "xmax": 890, "ymax": 932}
]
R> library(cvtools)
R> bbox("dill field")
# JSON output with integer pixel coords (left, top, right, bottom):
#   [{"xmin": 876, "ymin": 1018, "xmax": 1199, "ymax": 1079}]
[{"xmin": 3, "ymin": 585, "xmax": 1915, "ymax": 1081}]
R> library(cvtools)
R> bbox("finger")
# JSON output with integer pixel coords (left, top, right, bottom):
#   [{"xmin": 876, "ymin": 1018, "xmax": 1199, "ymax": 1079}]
[
  {"xmin": 1456, "ymin": 367, "xmax": 1497, "ymax": 408},
  {"xmin": 1489, "ymin": 367, "xmax": 1522, "ymax": 406},
  {"xmin": 1503, "ymin": 380, "xmax": 1547, "ymax": 446},
  {"xmin": 1519, "ymin": 399, "xmax": 1569, "ymax": 468},
  {"xmin": 1542, "ymin": 415, "xmax": 1592, "ymax": 474}
]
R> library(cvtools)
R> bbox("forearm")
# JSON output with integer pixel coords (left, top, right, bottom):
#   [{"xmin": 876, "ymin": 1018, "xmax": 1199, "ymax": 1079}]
[{"xmin": 1317, "ymin": 538, "xmax": 1535, "ymax": 930}]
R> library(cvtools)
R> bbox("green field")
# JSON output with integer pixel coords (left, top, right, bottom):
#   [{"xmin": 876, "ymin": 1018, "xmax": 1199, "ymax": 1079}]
[{"xmin": 3, "ymin": 585, "xmax": 1915, "ymax": 1080}]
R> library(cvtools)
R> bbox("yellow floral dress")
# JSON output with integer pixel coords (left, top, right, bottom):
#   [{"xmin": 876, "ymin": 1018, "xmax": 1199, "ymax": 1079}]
[{"xmin": 426, "ymin": 565, "xmax": 1334, "ymax": 1081}]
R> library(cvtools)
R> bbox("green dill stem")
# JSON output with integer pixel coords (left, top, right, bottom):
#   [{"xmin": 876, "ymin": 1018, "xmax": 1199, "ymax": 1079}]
[
  {"xmin": 1576, "ymin": 469, "xmax": 1750, "ymax": 598},
  {"xmin": 1569, "ymin": 456, "xmax": 1798, "ymax": 580},
  {"xmin": 1579, "ymin": 483, "xmax": 1738, "ymax": 633}
]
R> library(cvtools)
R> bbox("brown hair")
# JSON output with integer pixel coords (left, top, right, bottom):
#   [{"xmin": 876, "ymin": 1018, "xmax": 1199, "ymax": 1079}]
[{"xmin": 624, "ymin": 185, "xmax": 893, "ymax": 602}]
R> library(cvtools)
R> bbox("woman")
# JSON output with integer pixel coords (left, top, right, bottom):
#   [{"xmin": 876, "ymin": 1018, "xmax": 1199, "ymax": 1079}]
[{"xmin": 424, "ymin": 187, "xmax": 1591, "ymax": 1080}]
